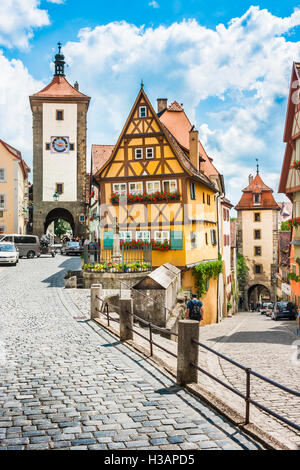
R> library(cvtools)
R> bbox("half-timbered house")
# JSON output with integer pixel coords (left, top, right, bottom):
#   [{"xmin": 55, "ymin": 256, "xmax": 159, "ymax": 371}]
[
  {"xmin": 279, "ymin": 61, "xmax": 300, "ymax": 307},
  {"xmin": 94, "ymin": 86, "xmax": 220, "ymax": 324}
]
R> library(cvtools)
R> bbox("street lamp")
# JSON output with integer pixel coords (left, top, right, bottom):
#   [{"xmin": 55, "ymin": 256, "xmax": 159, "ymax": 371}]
[{"xmin": 53, "ymin": 192, "xmax": 59, "ymax": 202}]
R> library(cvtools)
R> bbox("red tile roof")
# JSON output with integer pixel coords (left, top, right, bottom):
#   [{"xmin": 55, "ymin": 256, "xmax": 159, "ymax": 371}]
[
  {"xmin": 235, "ymin": 173, "xmax": 280, "ymax": 211},
  {"xmin": 0, "ymin": 139, "xmax": 30, "ymax": 178},
  {"xmin": 91, "ymin": 145, "xmax": 115, "ymax": 175},
  {"xmin": 30, "ymin": 75, "xmax": 90, "ymax": 103},
  {"xmin": 158, "ymin": 103, "xmax": 221, "ymax": 182},
  {"xmin": 167, "ymin": 101, "xmax": 184, "ymax": 112}
]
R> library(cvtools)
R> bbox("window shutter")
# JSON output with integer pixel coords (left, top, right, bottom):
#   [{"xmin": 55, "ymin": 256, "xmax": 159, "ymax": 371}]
[
  {"xmin": 103, "ymin": 230, "xmax": 114, "ymax": 249},
  {"xmin": 170, "ymin": 230, "xmax": 183, "ymax": 250}
]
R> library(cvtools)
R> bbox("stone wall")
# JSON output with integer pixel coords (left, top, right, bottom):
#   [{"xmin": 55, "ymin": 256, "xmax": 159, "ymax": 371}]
[
  {"xmin": 83, "ymin": 271, "xmax": 150, "ymax": 289},
  {"xmin": 132, "ymin": 289, "xmax": 167, "ymax": 327}
]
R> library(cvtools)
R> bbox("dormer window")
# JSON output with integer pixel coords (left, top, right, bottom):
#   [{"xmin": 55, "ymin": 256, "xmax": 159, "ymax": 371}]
[
  {"xmin": 139, "ymin": 106, "xmax": 147, "ymax": 118},
  {"xmin": 254, "ymin": 194, "xmax": 261, "ymax": 205}
]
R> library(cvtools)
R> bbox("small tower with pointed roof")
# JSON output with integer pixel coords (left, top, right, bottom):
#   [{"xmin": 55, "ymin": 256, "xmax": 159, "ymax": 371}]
[
  {"xmin": 29, "ymin": 43, "xmax": 91, "ymax": 237},
  {"xmin": 235, "ymin": 169, "xmax": 280, "ymax": 309}
]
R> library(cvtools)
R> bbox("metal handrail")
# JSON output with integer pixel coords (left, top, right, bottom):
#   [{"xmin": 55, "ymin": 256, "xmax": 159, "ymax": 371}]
[{"xmin": 191, "ymin": 339, "xmax": 300, "ymax": 431}]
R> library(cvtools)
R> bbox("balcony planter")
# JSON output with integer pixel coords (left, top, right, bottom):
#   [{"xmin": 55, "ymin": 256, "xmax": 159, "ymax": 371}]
[
  {"xmin": 112, "ymin": 191, "xmax": 181, "ymax": 205},
  {"xmin": 287, "ymin": 218, "xmax": 300, "ymax": 228},
  {"xmin": 120, "ymin": 240, "xmax": 170, "ymax": 251},
  {"xmin": 290, "ymin": 161, "xmax": 300, "ymax": 170}
]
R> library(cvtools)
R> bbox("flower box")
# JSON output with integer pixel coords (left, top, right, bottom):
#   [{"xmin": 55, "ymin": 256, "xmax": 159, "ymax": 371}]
[
  {"xmin": 290, "ymin": 160, "xmax": 300, "ymax": 170},
  {"xmin": 111, "ymin": 191, "xmax": 181, "ymax": 205}
]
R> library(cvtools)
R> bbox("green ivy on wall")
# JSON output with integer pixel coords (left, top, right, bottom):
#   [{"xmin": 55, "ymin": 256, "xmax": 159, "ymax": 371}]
[
  {"xmin": 288, "ymin": 272, "xmax": 300, "ymax": 282},
  {"xmin": 193, "ymin": 254, "xmax": 223, "ymax": 298}
]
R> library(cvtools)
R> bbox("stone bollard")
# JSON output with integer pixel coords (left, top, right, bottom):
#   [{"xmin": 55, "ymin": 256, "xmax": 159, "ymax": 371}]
[
  {"xmin": 91, "ymin": 284, "xmax": 103, "ymax": 320},
  {"xmin": 119, "ymin": 298, "xmax": 133, "ymax": 341},
  {"xmin": 176, "ymin": 320, "xmax": 199, "ymax": 386}
]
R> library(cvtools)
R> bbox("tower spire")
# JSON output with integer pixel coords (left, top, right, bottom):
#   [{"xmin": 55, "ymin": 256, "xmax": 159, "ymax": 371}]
[{"xmin": 54, "ymin": 42, "xmax": 65, "ymax": 77}]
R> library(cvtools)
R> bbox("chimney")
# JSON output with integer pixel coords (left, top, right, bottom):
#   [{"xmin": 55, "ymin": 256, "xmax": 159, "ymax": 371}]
[
  {"xmin": 248, "ymin": 174, "xmax": 253, "ymax": 184},
  {"xmin": 157, "ymin": 98, "xmax": 168, "ymax": 113},
  {"xmin": 74, "ymin": 81, "xmax": 79, "ymax": 90},
  {"xmin": 189, "ymin": 126, "xmax": 199, "ymax": 171}
]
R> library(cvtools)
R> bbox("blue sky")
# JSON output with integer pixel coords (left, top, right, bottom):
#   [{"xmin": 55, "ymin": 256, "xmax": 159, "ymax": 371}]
[{"xmin": 1, "ymin": 1, "xmax": 300, "ymax": 206}]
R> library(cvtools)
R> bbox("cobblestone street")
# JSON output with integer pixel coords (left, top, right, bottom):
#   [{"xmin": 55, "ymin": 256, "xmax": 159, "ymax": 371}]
[{"xmin": 0, "ymin": 256, "xmax": 262, "ymax": 451}]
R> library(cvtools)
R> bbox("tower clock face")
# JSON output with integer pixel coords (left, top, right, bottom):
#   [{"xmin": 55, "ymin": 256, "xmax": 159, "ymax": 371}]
[{"xmin": 51, "ymin": 136, "xmax": 69, "ymax": 153}]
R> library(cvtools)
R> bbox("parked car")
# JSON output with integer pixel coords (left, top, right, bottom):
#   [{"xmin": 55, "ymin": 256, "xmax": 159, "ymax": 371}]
[
  {"xmin": 265, "ymin": 303, "xmax": 274, "ymax": 317},
  {"xmin": 0, "ymin": 234, "xmax": 40, "ymax": 258},
  {"xmin": 271, "ymin": 301, "xmax": 297, "ymax": 321},
  {"xmin": 0, "ymin": 242, "xmax": 19, "ymax": 266},
  {"xmin": 61, "ymin": 241, "xmax": 83, "ymax": 256},
  {"xmin": 260, "ymin": 302, "xmax": 271, "ymax": 315}
]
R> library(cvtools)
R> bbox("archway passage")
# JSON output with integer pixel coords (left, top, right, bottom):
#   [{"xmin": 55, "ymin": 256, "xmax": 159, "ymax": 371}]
[
  {"xmin": 247, "ymin": 284, "xmax": 271, "ymax": 309},
  {"xmin": 44, "ymin": 208, "xmax": 75, "ymax": 238}
]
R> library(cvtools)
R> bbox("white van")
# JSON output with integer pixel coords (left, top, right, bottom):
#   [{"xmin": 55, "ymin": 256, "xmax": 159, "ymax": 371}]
[{"xmin": 0, "ymin": 234, "xmax": 40, "ymax": 258}]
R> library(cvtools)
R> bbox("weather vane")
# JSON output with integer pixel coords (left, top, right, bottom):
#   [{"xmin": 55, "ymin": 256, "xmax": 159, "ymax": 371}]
[
  {"xmin": 141, "ymin": 79, "xmax": 144, "ymax": 88},
  {"xmin": 58, "ymin": 42, "xmax": 62, "ymax": 53},
  {"xmin": 256, "ymin": 158, "xmax": 259, "ymax": 175}
]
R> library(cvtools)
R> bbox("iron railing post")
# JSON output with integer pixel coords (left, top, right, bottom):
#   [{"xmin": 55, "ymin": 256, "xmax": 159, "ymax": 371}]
[
  {"xmin": 106, "ymin": 303, "xmax": 110, "ymax": 327},
  {"xmin": 245, "ymin": 367, "xmax": 251, "ymax": 424},
  {"xmin": 149, "ymin": 322, "xmax": 153, "ymax": 356}
]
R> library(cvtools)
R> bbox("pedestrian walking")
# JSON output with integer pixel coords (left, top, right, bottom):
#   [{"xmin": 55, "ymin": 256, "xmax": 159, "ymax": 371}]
[{"xmin": 186, "ymin": 293, "xmax": 203, "ymax": 322}]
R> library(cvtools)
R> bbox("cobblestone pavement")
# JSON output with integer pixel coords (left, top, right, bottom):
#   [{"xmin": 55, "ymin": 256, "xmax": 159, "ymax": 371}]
[
  {"xmin": 0, "ymin": 255, "xmax": 263, "ymax": 451},
  {"xmin": 65, "ymin": 282, "xmax": 300, "ymax": 449},
  {"xmin": 198, "ymin": 312, "xmax": 300, "ymax": 449}
]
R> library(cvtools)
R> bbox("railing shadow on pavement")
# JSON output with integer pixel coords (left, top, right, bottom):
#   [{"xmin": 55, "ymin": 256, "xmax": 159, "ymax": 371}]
[
  {"xmin": 41, "ymin": 256, "xmax": 81, "ymax": 287},
  {"xmin": 88, "ymin": 319, "xmax": 262, "ymax": 450}
]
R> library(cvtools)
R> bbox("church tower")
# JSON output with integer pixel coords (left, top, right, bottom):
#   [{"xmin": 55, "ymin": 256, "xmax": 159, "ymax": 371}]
[
  {"xmin": 29, "ymin": 43, "xmax": 90, "ymax": 237},
  {"xmin": 235, "ymin": 167, "xmax": 280, "ymax": 308}
]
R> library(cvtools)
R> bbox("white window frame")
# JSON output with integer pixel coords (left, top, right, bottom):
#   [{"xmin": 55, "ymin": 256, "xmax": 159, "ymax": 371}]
[
  {"xmin": 162, "ymin": 179, "xmax": 178, "ymax": 193},
  {"xmin": 0, "ymin": 193, "xmax": 6, "ymax": 210},
  {"xmin": 146, "ymin": 181, "xmax": 161, "ymax": 194},
  {"xmin": 136, "ymin": 231, "xmax": 150, "ymax": 242},
  {"xmin": 112, "ymin": 183, "xmax": 127, "ymax": 195},
  {"xmin": 0, "ymin": 168, "xmax": 6, "ymax": 182},
  {"xmin": 139, "ymin": 106, "xmax": 147, "ymax": 118},
  {"xmin": 135, "ymin": 148, "xmax": 143, "ymax": 160},
  {"xmin": 146, "ymin": 147, "xmax": 154, "ymax": 159},
  {"xmin": 119, "ymin": 231, "xmax": 132, "ymax": 242},
  {"xmin": 128, "ymin": 182, "xmax": 143, "ymax": 195},
  {"xmin": 190, "ymin": 231, "xmax": 197, "ymax": 249},
  {"xmin": 0, "ymin": 225, "xmax": 5, "ymax": 235},
  {"xmin": 253, "ymin": 194, "xmax": 261, "ymax": 205},
  {"xmin": 154, "ymin": 231, "xmax": 170, "ymax": 242}
]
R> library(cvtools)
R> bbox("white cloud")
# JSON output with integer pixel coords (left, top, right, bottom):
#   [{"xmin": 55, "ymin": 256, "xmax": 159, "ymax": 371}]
[
  {"xmin": 46, "ymin": 0, "xmax": 65, "ymax": 4},
  {"xmin": 0, "ymin": 51, "xmax": 44, "ymax": 166},
  {"xmin": 149, "ymin": 1, "xmax": 159, "ymax": 8},
  {"xmin": 60, "ymin": 7, "xmax": 300, "ymax": 203},
  {"xmin": 1, "ymin": 6, "xmax": 300, "ymax": 205},
  {"xmin": 0, "ymin": 0, "xmax": 50, "ymax": 49}
]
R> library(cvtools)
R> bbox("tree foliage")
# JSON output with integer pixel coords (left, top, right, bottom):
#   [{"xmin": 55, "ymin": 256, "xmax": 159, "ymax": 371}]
[
  {"xmin": 237, "ymin": 252, "xmax": 249, "ymax": 282},
  {"xmin": 54, "ymin": 219, "xmax": 72, "ymax": 238}
]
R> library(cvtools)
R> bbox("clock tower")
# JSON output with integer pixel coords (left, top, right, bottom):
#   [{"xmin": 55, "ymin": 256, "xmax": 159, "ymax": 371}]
[{"xmin": 29, "ymin": 43, "xmax": 91, "ymax": 237}]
